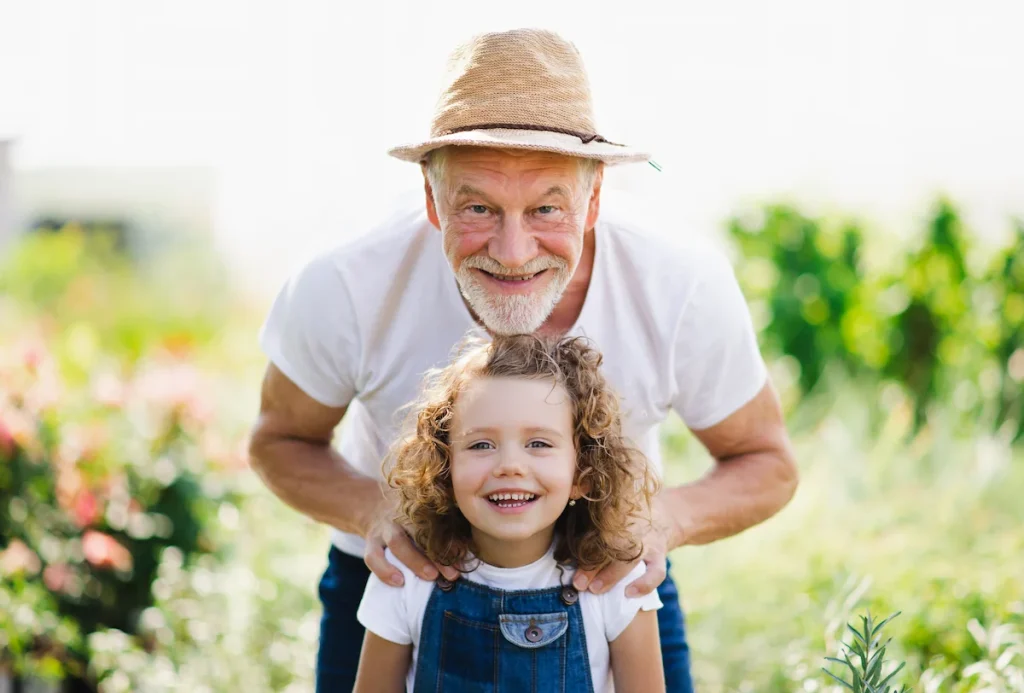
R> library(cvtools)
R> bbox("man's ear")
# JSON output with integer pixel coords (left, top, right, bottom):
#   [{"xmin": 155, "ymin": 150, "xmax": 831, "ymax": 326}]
[
  {"xmin": 422, "ymin": 166, "xmax": 441, "ymax": 231},
  {"xmin": 584, "ymin": 164, "xmax": 604, "ymax": 231}
]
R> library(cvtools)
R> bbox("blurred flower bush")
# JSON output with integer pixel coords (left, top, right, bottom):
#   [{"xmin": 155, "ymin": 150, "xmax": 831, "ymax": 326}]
[
  {"xmin": 0, "ymin": 227, "xmax": 325, "ymax": 691},
  {"xmin": 0, "ymin": 329, "xmax": 239, "ymax": 682}
]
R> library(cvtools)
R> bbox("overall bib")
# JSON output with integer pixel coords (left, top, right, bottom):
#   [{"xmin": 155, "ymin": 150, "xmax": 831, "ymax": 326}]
[{"xmin": 412, "ymin": 576, "xmax": 595, "ymax": 692}]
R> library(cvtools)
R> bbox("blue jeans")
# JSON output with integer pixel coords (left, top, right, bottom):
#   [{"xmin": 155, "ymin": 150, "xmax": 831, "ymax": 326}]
[{"xmin": 315, "ymin": 547, "xmax": 694, "ymax": 692}]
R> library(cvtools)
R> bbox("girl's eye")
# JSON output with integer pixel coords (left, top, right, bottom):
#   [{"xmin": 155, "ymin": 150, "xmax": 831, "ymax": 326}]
[
  {"xmin": 468, "ymin": 441, "xmax": 494, "ymax": 450},
  {"xmin": 526, "ymin": 440, "xmax": 552, "ymax": 449}
]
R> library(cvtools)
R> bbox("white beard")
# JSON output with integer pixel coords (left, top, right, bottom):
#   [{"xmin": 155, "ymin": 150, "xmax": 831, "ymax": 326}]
[{"xmin": 453, "ymin": 255, "xmax": 571, "ymax": 335}]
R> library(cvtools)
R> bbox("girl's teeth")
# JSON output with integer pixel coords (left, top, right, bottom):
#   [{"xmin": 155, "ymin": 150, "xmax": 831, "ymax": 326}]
[{"xmin": 488, "ymin": 492, "xmax": 536, "ymax": 502}]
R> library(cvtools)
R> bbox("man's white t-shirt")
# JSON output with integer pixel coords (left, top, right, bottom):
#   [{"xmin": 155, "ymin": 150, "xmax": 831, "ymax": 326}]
[
  {"xmin": 356, "ymin": 547, "xmax": 662, "ymax": 693},
  {"xmin": 259, "ymin": 197, "xmax": 768, "ymax": 557}
]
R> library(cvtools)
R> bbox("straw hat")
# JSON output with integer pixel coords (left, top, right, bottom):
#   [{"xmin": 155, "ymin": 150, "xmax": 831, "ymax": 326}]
[{"xmin": 388, "ymin": 28, "xmax": 651, "ymax": 166}]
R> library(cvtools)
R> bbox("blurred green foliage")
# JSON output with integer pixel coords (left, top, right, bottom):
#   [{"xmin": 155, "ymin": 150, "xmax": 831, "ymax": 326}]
[
  {"xmin": 728, "ymin": 200, "xmax": 1023, "ymax": 438},
  {"xmin": 1, "ymin": 206, "xmax": 1022, "ymax": 692},
  {"xmin": 0, "ymin": 225, "xmax": 234, "ymax": 368}
]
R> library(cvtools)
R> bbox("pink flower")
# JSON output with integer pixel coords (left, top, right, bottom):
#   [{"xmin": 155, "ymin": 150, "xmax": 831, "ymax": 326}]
[
  {"xmin": 1, "ymin": 408, "xmax": 40, "ymax": 457},
  {"xmin": 72, "ymin": 490, "xmax": 102, "ymax": 528},
  {"xmin": 82, "ymin": 530, "xmax": 133, "ymax": 572},
  {"xmin": 0, "ymin": 417, "xmax": 14, "ymax": 458},
  {"xmin": 43, "ymin": 563, "xmax": 75, "ymax": 593},
  {"xmin": 92, "ymin": 373, "xmax": 126, "ymax": 408},
  {"xmin": 23, "ymin": 344, "xmax": 44, "ymax": 373},
  {"xmin": 0, "ymin": 540, "xmax": 42, "ymax": 576}
]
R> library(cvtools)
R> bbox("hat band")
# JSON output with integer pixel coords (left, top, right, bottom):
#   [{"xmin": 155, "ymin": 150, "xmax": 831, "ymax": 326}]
[{"xmin": 436, "ymin": 123, "xmax": 622, "ymax": 147}]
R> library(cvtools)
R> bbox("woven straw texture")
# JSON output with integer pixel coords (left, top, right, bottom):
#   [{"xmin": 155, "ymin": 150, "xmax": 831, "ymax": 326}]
[{"xmin": 388, "ymin": 28, "xmax": 650, "ymax": 165}]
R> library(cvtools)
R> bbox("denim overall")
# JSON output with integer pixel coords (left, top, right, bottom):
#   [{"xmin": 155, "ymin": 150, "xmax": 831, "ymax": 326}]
[{"xmin": 411, "ymin": 574, "xmax": 595, "ymax": 692}]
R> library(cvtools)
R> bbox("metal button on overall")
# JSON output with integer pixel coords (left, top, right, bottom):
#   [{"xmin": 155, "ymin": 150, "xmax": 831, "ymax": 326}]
[
  {"xmin": 560, "ymin": 586, "xmax": 578, "ymax": 605},
  {"xmin": 525, "ymin": 622, "xmax": 544, "ymax": 643}
]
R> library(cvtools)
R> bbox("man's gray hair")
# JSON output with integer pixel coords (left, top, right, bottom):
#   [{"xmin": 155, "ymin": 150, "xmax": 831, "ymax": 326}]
[{"xmin": 424, "ymin": 147, "xmax": 600, "ymax": 204}]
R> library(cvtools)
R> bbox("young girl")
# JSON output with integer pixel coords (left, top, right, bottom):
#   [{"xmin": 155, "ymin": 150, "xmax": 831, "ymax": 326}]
[{"xmin": 354, "ymin": 334, "xmax": 665, "ymax": 692}]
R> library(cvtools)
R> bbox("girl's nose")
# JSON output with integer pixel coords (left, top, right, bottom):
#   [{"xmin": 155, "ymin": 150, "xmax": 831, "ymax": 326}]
[{"xmin": 493, "ymin": 450, "xmax": 528, "ymax": 477}]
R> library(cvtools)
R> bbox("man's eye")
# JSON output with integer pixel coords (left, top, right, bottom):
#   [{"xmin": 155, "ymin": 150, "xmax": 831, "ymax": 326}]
[
  {"xmin": 468, "ymin": 205, "xmax": 489, "ymax": 214},
  {"xmin": 536, "ymin": 206, "xmax": 556, "ymax": 214}
]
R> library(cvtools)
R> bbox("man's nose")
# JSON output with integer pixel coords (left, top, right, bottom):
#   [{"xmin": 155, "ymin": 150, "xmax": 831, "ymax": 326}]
[{"xmin": 489, "ymin": 217, "xmax": 537, "ymax": 269}]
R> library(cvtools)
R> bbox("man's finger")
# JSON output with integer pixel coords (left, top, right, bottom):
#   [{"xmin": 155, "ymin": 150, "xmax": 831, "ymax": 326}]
[
  {"xmin": 589, "ymin": 558, "xmax": 640, "ymax": 595},
  {"xmin": 364, "ymin": 542, "xmax": 404, "ymax": 587},
  {"xmin": 437, "ymin": 563, "xmax": 461, "ymax": 582},
  {"xmin": 624, "ymin": 556, "xmax": 667, "ymax": 598},
  {"xmin": 386, "ymin": 530, "xmax": 438, "ymax": 582},
  {"xmin": 573, "ymin": 567, "xmax": 600, "ymax": 592}
]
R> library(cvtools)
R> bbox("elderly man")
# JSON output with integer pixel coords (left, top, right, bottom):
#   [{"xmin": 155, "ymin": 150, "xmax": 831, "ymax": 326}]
[{"xmin": 250, "ymin": 28, "xmax": 797, "ymax": 692}]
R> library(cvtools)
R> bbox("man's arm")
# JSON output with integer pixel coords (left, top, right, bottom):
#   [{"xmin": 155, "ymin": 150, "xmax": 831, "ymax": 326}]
[
  {"xmin": 575, "ymin": 378, "xmax": 798, "ymax": 595},
  {"xmin": 248, "ymin": 363, "xmax": 458, "ymax": 585},
  {"xmin": 248, "ymin": 363, "xmax": 379, "ymax": 534},
  {"xmin": 665, "ymin": 377, "xmax": 797, "ymax": 544}
]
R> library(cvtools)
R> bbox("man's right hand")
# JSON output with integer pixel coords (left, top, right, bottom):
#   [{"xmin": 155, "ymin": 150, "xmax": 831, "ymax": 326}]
[{"xmin": 363, "ymin": 515, "xmax": 460, "ymax": 586}]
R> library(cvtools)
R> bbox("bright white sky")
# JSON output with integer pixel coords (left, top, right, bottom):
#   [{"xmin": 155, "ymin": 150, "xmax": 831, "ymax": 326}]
[{"xmin": 1, "ymin": 0, "xmax": 1022, "ymax": 291}]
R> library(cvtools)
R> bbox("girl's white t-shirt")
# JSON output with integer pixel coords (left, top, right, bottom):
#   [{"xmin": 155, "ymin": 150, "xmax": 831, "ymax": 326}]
[{"xmin": 356, "ymin": 547, "xmax": 663, "ymax": 693}]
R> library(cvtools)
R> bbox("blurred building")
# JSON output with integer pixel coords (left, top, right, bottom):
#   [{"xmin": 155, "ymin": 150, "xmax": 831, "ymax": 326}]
[
  {"xmin": 1, "ymin": 159, "xmax": 217, "ymax": 260},
  {"xmin": 0, "ymin": 141, "xmax": 12, "ymax": 251}
]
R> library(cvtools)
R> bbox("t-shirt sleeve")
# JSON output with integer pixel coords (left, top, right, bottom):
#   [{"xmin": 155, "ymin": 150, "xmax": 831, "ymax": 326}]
[
  {"xmin": 258, "ymin": 253, "xmax": 361, "ymax": 408},
  {"xmin": 602, "ymin": 562, "xmax": 664, "ymax": 643},
  {"xmin": 671, "ymin": 248, "xmax": 768, "ymax": 430},
  {"xmin": 356, "ymin": 572, "xmax": 414, "ymax": 646}
]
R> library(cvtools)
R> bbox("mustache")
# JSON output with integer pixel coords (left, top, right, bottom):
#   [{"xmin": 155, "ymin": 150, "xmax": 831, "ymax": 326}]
[{"xmin": 461, "ymin": 255, "xmax": 568, "ymax": 276}]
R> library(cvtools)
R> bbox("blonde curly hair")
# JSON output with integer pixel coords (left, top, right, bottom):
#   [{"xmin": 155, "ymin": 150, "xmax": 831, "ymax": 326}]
[{"xmin": 384, "ymin": 333, "xmax": 659, "ymax": 571}]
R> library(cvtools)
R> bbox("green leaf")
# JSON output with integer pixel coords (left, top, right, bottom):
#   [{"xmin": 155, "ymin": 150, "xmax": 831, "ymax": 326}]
[
  {"xmin": 823, "ymin": 668, "xmax": 856, "ymax": 690},
  {"xmin": 876, "ymin": 662, "xmax": 906, "ymax": 688}
]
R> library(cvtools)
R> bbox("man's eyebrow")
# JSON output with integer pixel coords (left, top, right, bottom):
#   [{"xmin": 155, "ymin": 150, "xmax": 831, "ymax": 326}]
[
  {"xmin": 541, "ymin": 185, "xmax": 572, "ymax": 199},
  {"xmin": 453, "ymin": 184, "xmax": 491, "ymax": 200}
]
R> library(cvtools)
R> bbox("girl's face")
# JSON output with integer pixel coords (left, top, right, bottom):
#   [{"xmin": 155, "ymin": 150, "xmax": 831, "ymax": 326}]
[{"xmin": 449, "ymin": 375, "xmax": 579, "ymax": 567}]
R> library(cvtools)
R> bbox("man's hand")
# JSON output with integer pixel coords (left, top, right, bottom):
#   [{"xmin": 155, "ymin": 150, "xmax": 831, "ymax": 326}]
[
  {"xmin": 363, "ymin": 515, "xmax": 460, "ymax": 587},
  {"xmin": 572, "ymin": 494, "xmax": 683, "ymax": 597}
]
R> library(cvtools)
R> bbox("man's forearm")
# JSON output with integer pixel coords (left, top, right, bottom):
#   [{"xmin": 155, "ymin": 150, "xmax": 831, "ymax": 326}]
[
  {"xmin": 248, "ymin": 436, "xmax": 382, "ymax": 537},
  {"xmin": 664, "ymin": 449, "xmax": 798, "ymax": 548}
]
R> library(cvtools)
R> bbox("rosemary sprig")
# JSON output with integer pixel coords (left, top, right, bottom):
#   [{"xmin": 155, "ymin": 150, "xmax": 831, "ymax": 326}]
[{"xmin": 823, "ymin": 611, "xmax": 911, "ymax": 692}]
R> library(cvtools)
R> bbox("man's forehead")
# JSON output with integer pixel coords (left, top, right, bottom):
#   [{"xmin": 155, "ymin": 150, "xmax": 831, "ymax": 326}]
[
  {"xmin": 447, "ymin": 146, "xmax": 581, "ymax": 173},
  {"xmin": 453, "ymin": 182, "xmax": 574, "ymax": 200}
]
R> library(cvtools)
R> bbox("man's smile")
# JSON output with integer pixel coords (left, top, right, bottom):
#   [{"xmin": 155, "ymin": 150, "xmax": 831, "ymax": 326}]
[{"xmin": 475, "ymin": 268, "xmax": 549, "ymax": 292}]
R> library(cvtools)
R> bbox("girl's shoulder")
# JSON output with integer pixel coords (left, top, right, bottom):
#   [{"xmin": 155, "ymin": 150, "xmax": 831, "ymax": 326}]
[{"xmin": 582, "ymin": 561, "xmax": 664, "ymax": 641}]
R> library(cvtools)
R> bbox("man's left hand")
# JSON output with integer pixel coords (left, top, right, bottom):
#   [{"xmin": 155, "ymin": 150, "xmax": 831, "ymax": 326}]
[{"xmin": 572, "ymin": 494, "xmax": 683, "ymax": 597}]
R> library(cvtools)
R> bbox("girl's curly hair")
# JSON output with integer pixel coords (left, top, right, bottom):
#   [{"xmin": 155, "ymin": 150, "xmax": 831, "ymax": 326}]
[{"xmin": 384, "ymin": 333, "xmax": 659, "ymax": 571}]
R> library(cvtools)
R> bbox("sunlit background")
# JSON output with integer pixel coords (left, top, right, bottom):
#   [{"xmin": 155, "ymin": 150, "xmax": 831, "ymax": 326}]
[
  {"xmin": 4, "ymin": 0, "xmax": 1023, "ymax": 289},
  {"xmin": 1, "ymin": 1, "xmax": 1022, "ymax": 692}
]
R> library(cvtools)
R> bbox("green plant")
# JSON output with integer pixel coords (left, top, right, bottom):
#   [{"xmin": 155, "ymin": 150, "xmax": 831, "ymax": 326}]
[
  {"xmin": 823, "ymin": 612, "xmax": 910, "ymax": 692},
  {"xmin": 727, "ymin": 199, "xmax": 1024, "ymax": 439}
]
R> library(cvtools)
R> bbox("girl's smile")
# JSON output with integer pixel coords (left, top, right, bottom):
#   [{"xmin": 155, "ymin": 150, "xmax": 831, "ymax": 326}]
[{"xmin": 483, "ymin": 488, "xmax": 542, "ymax": 513}]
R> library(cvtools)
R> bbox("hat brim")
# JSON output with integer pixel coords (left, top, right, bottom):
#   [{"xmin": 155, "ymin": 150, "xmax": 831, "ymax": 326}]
[{"xmin": 388, "ymin": 128, "xmax": 651, "ymax": 166}]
